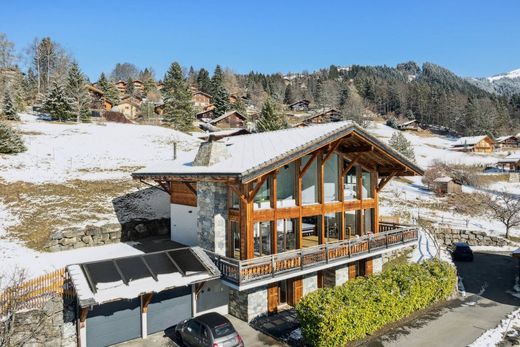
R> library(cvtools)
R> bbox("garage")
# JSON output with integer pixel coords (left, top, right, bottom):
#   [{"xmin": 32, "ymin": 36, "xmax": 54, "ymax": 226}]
[
  {"xmin": 147, "ymin": 286, "xmax": 192, "ymax": 334},
  {"xmin": 68, "ymin": 247, "xmax": 221, "ymax": 347},
  {"xmin": 86, "ymin": 298, "xmax": 141, "ymax": 347}
]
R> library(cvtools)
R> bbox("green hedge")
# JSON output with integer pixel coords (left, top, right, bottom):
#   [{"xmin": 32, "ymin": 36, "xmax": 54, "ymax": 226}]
[{"xmin": 295, "ymin": 260, "xmax": 456, "ymax": 347}]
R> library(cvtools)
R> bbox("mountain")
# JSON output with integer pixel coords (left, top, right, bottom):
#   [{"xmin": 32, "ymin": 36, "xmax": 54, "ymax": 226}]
[{"xmin": 466, "ymin": 68, "xmax": 520, "ymax": 96}]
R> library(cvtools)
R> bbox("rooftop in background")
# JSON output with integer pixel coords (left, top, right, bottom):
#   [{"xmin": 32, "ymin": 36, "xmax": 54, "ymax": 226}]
[{"xmin": 452, "ymin": 135, "xmax": 492, "ymax": 147}]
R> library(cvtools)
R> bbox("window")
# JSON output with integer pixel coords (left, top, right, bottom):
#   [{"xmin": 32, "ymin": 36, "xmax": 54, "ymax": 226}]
[
  {"xmin": 344, "ymin": 166, "xmax": 358, "ymax": 200},
  {"xmin": 301, "ymin": 155, "xmax": 318, "ymax": 205},
  {"xmin": 345, "ymin": 210, "xmax": 360, "ymax": 237},
  {"xmin": 364, "ymin": 208, "xmax": 374, "ymax": 234},
  {"xmin": 362, "ymin": 170, "xmax": 373, "ymax": 199},
  {"xmin": 231, "ymin": 190, "xmax": 239, "ymax": 209},
  {"xmin": 302, "ymin": 216, "xmax": 320, "ymax": 247},
  {"xmin": 277, "ymin": 219, "xmax": 297, "ymax": 252},
  {"xmin": 276, "ymin": 163, "xmax": 296, "ymax": 207},
  {"xmin": 324, "ymin": 213, "xmax": 341, "ymax": 243},
  {"xmin": 254, "ymin": 221, "xmax": 271, "ymax": 256},
  {"xmin": 231, "ymin": 221, "xmax": 240, "ymax": 259},
  {"xmin": 323, "ymin": 154, "xmax": 339, "ymax": 202},
  {"xmin": 355, "ymin": 260, "xmax": 366, "ymax": 277},
  {"xmin": 253, "ymin": 178, "xmax": 270, "ymax": 210}
]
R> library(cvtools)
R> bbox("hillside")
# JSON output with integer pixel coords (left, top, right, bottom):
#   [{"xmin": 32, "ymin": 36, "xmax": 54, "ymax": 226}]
[{"xmin": 467, "ymin": 68, "xmax": 520, "ymax": 96}]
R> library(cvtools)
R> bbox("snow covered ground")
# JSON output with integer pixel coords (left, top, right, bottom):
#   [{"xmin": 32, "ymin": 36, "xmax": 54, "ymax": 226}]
[{"xmin": 469, "ymin": 307, "xmax": 520, "ymax": 347}]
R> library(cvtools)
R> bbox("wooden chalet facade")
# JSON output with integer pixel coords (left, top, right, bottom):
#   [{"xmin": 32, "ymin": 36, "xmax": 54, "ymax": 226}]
[
  {"xmin": 115, "ymin": 80, "xmax": 127, "ymax": 96},
  {"xmin": 496, "ymin": 136, "xmax": 519, "ymax": 149},
  {"xmin": 451, "ymin": 135, "xmax": 495, "ymax": 153},
  {"xmin": 294, "ymin": 108, "xmax": 342, "ymax": 127},
  {"xmin": 191, "ymin": 88, "xmax": 212, "ymax": 108},
  {"xmin": 288, "ymin": 99, "xmax": 311, "ymax": 112},
  {"xmin": 133, "ymin": 122, "xmax": 422, "ymax": 320},
  {"xmin": 86, "ymin": 85, "xmax": 112, "ymax": 113},
  {"xmin": 208, "ymin": 110, "xmax": 247, "ymax": 129}
]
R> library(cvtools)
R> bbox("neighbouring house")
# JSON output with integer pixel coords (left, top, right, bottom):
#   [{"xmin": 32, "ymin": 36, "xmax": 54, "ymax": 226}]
[
  {"xmin": 113, "ymin": 99, "xmax": 140, "ymax": 119},
  {"xmin": 293, "ymin": 108, "xmax": 342, "ymax": 127},
  {"xmin": 396, "ymin": 119, "xmax": 420, "ymax": 131},
  {"xmin": 229, "ymin": 94, "xmax": 238, "ymax": 104},
  {"xmin": 115, "ymin": 80, "xmax": 127, "ymax": 96},
  {"xmin": 196, "ymin": 106, "xmax": 216, "ymax": 122},
  {"xmin": 451, "ymin": 135, "xmax": 495, "ymax": 153},
  {"xmin": 86, "ymin": 85, "xmax": 112, "ymax": 113},
  {"xmin": 133, "ymin": 80, "xmax": 145, "ymax": 94},
  {"xmin": 153, "ymin": 102, "xmax": 165, "ymax": 116},
  {"xmin": 191, "ymin": 88, "xmax": 212, "ymax": 108},
  {"xmin": 130, "ymin": 121, "xmax": 422, "ymax": 330},
  {"xmin": 288, "ymin": 99, "xmax": 311, "ymax": 111},
  {"xmin": 207, "ymin": 110, "xmax": 247, "ymax": 129},
  {"xmin": 495, "ymin": 135, "xmax": 519, "ymax": 149},
  {"xmin": 497, "ymin": 154, "xmax": 520, "ymax": 172},
  {"xmin": 432, "ymin": 176, "xmax": 462, "ymax": 196}
]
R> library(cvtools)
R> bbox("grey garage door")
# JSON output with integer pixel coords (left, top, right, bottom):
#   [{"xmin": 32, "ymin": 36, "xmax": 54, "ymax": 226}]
[
  {"xmin": 86, "ymin": 298, "xmax": 141, "ymax": 347},
  {"xmin": 147, "ymin": 286, "xmax": 192, "ymax": 334}
]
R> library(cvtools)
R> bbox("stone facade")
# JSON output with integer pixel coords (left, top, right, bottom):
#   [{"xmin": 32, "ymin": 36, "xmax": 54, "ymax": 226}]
[
  {"xmin": 372, "ymin": 255, "xmax": 383, "ymax": 274},
  {"xmin": 302, "ymin": 273, "xmax": 318, "ymax": 296},
  {"xmin": 433, "ymin": 227, "xmax": 518, "ymax": 247},
  {"xmin": 323, "ymin": 265, "xmax": 349, "ymax": 287},
  {"xmin": 7, "ymin": 295, "xmax": 76, "ymax": 347},
  {"xmin": 197, "ymin": 182, "xmax": 228, "ymax": 255},
  {"xmin": 228, "ymin": 286, "xmax": 268, "ymax": 322},
  {"xmin": 44, "ymin": 218, "xmax": 170, "ymax": 252},
  {"xmin": 382, "ymin": 244, "xmax": 417, "ymax": 265}
]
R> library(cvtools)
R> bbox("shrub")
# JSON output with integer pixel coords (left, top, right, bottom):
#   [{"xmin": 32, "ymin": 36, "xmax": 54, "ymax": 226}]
[
  {"xmin": 0, "ymin": 122, "xmax": 26, "ymax": 154},
  {"xmin": 296, "ymin": 260, "xmax": 456, "ymax": 347}
]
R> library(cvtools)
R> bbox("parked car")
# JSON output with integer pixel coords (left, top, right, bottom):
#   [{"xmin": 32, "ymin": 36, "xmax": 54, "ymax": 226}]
[
  {"xmin": 451, "ymin": 242, "xmax": 474, "ymax": 261},
  {"xmin": 175, "ymin": 312, "xmax": 244, "ymax": 347},
  {"xmin": 37, "ymin": 113, "xmax": 52, "ymax": 121}
]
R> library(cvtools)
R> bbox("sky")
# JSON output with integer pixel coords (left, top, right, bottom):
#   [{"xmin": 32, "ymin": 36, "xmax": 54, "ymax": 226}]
[{"xmin": 1, "ymin": 0, "xmax": 519, "ymax": 80}]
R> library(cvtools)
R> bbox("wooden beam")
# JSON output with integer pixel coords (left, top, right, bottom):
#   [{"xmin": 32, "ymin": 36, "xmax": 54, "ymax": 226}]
[
  {"xmin": 299, "ymin": 150, "xmax": 319, "ymax": 178},
  {"xmin": 183, "ymin": 182, "xmax": 197, "ymax": 196},
  {"xmin": 248, "ymin": 174, "xmax": 270, "ymax": 203},
  {"xmin": 322, "ymin": 139, "xmax": 342, "ymax": 163},
  {"xmin": 141, "ymin": 293, "xmax": 154, "ymax": 313},
  {"xmin": 342, "ymin": 153, "xmax": 362, "ymax": 177},
  {"xmin": 157, "ymin": 180, "xmax": 171, "ymax": 194},
  {"xmin": 342, "ymin": 145, "xmax": 373, "ymax": 153},
  {"xmin": 79, "ymin": 307, "xmax": 89, "ymax": 327},
  {"xmin": 376, "ymin": 171, "xmax": 397, "ymax": 192}
]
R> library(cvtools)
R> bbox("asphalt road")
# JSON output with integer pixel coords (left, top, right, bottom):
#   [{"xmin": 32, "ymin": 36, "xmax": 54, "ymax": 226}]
[{"xmin": 368, "ymin": 251, "xmax": 520, "ymax": 347}]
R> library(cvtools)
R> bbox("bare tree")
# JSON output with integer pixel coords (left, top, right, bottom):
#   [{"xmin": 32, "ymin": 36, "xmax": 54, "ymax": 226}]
[
  {"xmin": 0, "ymin": 33, "xmax": 16, "ymax": 69},
  {"xmin": 486, "ymin": 191, "xmax": 520, "ymax": 239}
]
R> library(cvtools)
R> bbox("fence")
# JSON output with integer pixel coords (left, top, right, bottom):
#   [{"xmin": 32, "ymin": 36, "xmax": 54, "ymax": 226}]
[{"xmin": 0, "ymin": 268, "xmax": 75, "ymax": 314}]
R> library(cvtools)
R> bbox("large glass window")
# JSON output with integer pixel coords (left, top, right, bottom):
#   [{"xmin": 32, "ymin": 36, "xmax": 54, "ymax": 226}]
[
  {"xmin": 254, "ymin": 221, "xmax": 272, "ymax": 256},
  {"xmin": 276, "ymin": 219, "xmax": 297, "ymax": 252},
  {"xmin": 276, "ymin": 163, "xmax": 296, "ymax": 207},
  {"xmin": 362, "ymin": 170, "xmax": 373, "ymax": 199},
  {"xmin": 253, "ymin": 179, "xmax": 270, "ymax": 210},
  {"xmin": 345, "ymin": 210, "xmax": 360, "ymax": 237},
  {"xmin": 364, "ymin": 208, "xmax": 374, "ymax": 234},
  {"xmin": 231, "ymin": 191, "xmax": 240, "ymax": 209},
  {"xmin": 344, "ymin": 166, "xmax": 358, "ymax": 200},
  {"xmin": 301, "ymin": 155, "xmax": 318, "ymax": 205},
  {"xmin": 324, "ymin": 213, "xmax": 341, "ymax": 243},
  {"xmin": 231, "ymin": 221, "xmax": 240, "ymax": 259},
  {"xmin": 323, "ymin": 154, "xmax": 339, "ymax": 202},
  {"xmin": 302, "ymin": 216, "xmax": 320, "ymax": 247}
]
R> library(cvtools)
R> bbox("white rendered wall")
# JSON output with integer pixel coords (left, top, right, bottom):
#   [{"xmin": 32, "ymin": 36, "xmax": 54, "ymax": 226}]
[{"xmin": 170, "ymin": 203, "xmax": 199, "ymax": 246}]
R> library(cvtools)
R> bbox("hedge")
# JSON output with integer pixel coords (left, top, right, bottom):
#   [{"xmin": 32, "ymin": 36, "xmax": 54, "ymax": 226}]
[{"xmin": 295, "ymin": 260, "xmax": 456, "ymax": 347}]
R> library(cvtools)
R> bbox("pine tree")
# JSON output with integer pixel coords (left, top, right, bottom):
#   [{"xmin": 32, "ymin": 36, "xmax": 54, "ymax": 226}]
[
  {"xmin": 162, "ymin": 62, "xmax": 194, "ymax": 132},
  {"xmin": 284, "ymin": 84, "xmax": 295, "ymax": 105},
  {"xmin": 125, "ymin": 77, "xmax": 135, "ymax": 96},
  {"xmin": 257, "ymin": 99, "xmax": 286, "ymax": 132},
  {"xmin": 66, "ymin": 62, "xmax": 91, "ymax": 122},
  {"xmin": 389, "ymin": 131, "xmax": 416, "ymax": 162},
  {"xmin": 43, "ymin": 81, "xmax": 72, "ymax": 121},
  {"xmin": 23, "ymin": 68, "xmax": 38, "ymax": 105},
  {"xmin": 211, "ymin": 65, "xmax": 229, "ymax": 117},
  {"xmin": 0, "ymin": 122, "xmax": 26, "ymax": 154},
  {"xmin": 2, "ymin": 91, "xmax": 19, "ymax": 120},
  {"xmin": 97, "ymin": 72, "xmax": 109, "ymax": 91},
  {"xmin": 196, "ymin": 68, "xmax": 212, "ymax": 94}
]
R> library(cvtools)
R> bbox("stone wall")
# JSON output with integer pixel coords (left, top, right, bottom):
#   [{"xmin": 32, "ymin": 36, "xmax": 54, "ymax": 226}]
[
  {"xmin": 45, "ymin": 218, "xmax": 170, "ymax": 252},
  {"xmin": 228, "ymin": 286, "xmax": 268, "ymax": 322},
  {"xmin": 433, "ymin": 227, "xmax": 518, "ymax": 247},
  {"xmin": 372, "ymin": 255, "xmax": 383, "ymax": 274},
  {"xmin": 197, "ymin": 182, "xmax": 228, "ymax": 255},
  {"xmin": 7, "ymin": 295, "xmax": 76, "ymax": 347},
  {"xmin": 323, "ymin": 265, "xmax": 349, "ymax": 288},
  {"xmin": 302, "ymin": 273, "xmax": 318, "ymax": 296},
  {"xmin": 382, "ymin": 244, "xmax": 417, "ymax": 265}
]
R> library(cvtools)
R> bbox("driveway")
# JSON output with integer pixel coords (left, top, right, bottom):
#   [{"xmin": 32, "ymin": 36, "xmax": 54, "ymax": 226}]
[{"xmin": 367, "ymin": 251, "xmax": 520, "ymax": 347}]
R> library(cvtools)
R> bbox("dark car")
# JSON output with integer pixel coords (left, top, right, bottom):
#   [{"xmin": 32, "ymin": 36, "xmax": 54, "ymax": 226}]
[
  {"xmin": 175, "ymin": 312, "xmax": 244, "ymax": 347},
  {"xmin": 451, "ymin": 242, "xmax": 474, "ymax": 261}
]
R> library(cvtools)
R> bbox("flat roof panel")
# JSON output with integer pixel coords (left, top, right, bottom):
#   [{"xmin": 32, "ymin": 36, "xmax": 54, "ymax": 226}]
[{"xmin": 168, "ymin": 249, "xmax": 207, "ymax": 274}]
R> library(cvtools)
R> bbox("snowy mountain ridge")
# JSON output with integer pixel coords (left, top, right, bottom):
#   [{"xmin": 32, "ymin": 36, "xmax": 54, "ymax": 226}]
[{"xmin": 467, "ymin": 67, "xmax": 520, "ymax": 96}]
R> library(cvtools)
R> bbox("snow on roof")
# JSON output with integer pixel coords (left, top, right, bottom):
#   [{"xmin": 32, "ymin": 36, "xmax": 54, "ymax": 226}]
[
  {"xmin": 133, "ymin": 121, "xmax": 423, "ymax": 182},
  {"xmin": 496, "ymin": 135, "xmax": 516, "ymax": 142},
  {"xmin": 398, "ymin": 120, "xmax": 418, "ymax": 126},
  {"xmin": 209, "ymin": 110, "xmax": 246, "ymax": 124},
  {"xmin": 192, "ymin": 128, "xmax": 249, "ymax": 139},
  {"xmin": 433, "ymin": 176, "xmax": 453, "ymax": 183},
  {"xmin": 451, "ymin": 135, "xmax": 490, "ymax": 147}
]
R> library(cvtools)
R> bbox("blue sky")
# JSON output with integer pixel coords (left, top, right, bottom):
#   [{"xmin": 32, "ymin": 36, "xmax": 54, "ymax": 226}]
[{"xmin": 1, "ymin": 0, "xmax": 519, "ymax": 80}]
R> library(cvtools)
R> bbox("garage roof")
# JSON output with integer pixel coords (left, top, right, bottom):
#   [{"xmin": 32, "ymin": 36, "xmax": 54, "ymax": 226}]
[{"xmin": 68, "ymin": 247, "xmax": 220, "ymax": 307}]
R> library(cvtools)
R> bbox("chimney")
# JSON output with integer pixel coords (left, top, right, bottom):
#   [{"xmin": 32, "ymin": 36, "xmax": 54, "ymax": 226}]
[{"xmin": 192, "ymin": 136, "xmax": 231, "ymax": 166}]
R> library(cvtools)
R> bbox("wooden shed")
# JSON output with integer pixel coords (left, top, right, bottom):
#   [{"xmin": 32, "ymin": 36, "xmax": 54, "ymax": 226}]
[{"xmin": 433, "ymin": 176, "xmax": 462, "ymax": 196}]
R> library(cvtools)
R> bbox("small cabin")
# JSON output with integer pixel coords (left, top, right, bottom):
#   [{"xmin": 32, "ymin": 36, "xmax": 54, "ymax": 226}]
[
  {"xmin": 113, "ymin": 100, "xmax": 139, "ymax": 119},
  {"xmin": 495, "ymin": 136, "xmax": 519, "ymax": 149},
  {"xmin": 397, "ymin": 119, "xmax": 420, "ymax": 131},
  {"xmin": 288, "ymin": 99, "xmax": 311, "ymax": 112},
  {"xmin": 191, "ymin": 89, "xmax": 212, "ymax": 108},
  {"xmin": 497, "ymin": 154, "xmax": 520, "ymax": 172},
  {"xmin": 294, "ymin": 108, "xmax": 342, "ymax": 127},
  {"xmin": 208, "ymin": 110, "xmax": 247, "ymax": 129},
  {"xmin": 433, "ymin": 176, "xmax": 462, "ymax": 196},
  {"xmin": 196, "ymin": 107, "xmax": 216, "ymax": 122},
  {"xmin": 451, "ymin": 135, "xmax": 495, "ymax": 153}
]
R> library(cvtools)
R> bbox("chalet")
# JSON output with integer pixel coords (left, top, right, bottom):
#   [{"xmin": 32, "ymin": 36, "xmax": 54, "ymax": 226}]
[
  {"xmin": 497, "ymin": 154, "xmax": 520, "ymax": 172},
  {"xmin": 153, "ymin": 102, "xmax": 164, "ymax": 116},
  {"xmin": 196, "ymin": 106, "xmax": 216, "ymax": 122},
  {"xmin": 113, "ymin": 99, "xmax": 140, "ymax": 119},
  {"xmin": 495, "ymin": 135, "xmax": 519, "ymax": 149},
  {"xmin": 133, "ymin": 80, "xmax": 145, "ymax": 94},
  {"xmin": 288, "ymin": 99, "xmax": 311, "ymax": 111},
  {"xmin": 86, "ymin": 85, "xmax": 113, "ymax": 112},
  {"xmin": 229, "ymin": 94, "xmax": 238, "ymax": 104},
  {"xmin": 191, "ymin": 88, "xmax": 212, "ymax": 108},
  {"xmin": 115, "ymin": 80, "xmax": 127, "ymax": 95},
  {"xmin": 208, "ymin": 110, "xmax": 247, "ymax": 129},
  {"xmin": 294, "ymin": 108, "xmax": 342, "ymax": 127},
  {"xmin": 451, "ymin": 135, "xmax": 495, "ymax": 153},
  {"xmin": 132, "ymin": 121, "xmax": 422, "ymax": 324},
  {"xmin": 396, "ymin": 119, "xmax": 420, "ymax": 131},
  {"xmin": 432, "ymin": 176, "xmax": 462, "ymax": 196}
]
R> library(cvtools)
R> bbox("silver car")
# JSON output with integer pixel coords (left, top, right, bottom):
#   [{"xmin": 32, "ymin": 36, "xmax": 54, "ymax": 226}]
[{"xmin": 175, "ymin": 312, "xmax": 244, "ymax": 347}]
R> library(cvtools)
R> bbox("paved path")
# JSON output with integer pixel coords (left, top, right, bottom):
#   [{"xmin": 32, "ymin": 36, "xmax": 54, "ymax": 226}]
[{"xmin": 368, "ymin": 251, "xmax": 520, "ymax": 347}]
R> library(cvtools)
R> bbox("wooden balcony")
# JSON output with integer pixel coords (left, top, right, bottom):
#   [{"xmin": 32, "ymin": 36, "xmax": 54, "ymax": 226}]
[{"xmin": 205, "ymin": 223, "xmax": 418, "ymax": 288}]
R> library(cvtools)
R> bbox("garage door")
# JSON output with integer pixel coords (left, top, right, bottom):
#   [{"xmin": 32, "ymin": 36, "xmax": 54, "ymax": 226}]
[
  {"xmin": 147, "ymin": 286, "xmax": 192, "ymax": 334},
  {"xmin": 86, "ymin": 298, "xmax": 140, "ymax": 347}
]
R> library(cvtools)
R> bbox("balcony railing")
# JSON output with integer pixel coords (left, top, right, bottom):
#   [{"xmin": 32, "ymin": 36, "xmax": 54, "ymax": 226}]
[{"xmin": 206, "ymin": 223, "xmax": 418, "ymax": 286}]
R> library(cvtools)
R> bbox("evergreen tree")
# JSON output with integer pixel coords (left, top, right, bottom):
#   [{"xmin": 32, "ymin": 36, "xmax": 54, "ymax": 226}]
[
  {"xmin": 284, "ymin": 84, "xmax": 295, "ymax": 105},
  {"xmin": 211, "ymin": 65, "xmax": 229, "ymax": 117},
  {"xmin": 0, "ymin": 122, "xmax": 26, "ymax": 154},
  {"xmin": 104, "ymin": 80, "xmax": 120, "ymax": 105},
  {"xmin": 66, "ymin": 62, "xmax": 91, "ymax": 122},
  {"xmin": 233, "ymin": 96, "xmax": 247, "ymax": 115},
  {"xmin": 257, "ymin": 99, "xmax": 286, "ymax": 132},
  {"xmin": 196, "ymin": 68, "xmax": 212, "ymax": 94},
  {"xmin": 140, "ymin": 68, "xmax": 157, "ymax": 95},
  {"xmin": 389, "ymin": 131, "xmax": 416, "ymax": 162},
  {"xmin": 162, "ymin": 62, "xmax": 194, "ymax": 131},
  {"xmin": 125, "ymin": 77, "xmax": 135, "ymax": 96},
  {"xmin": 97, "ymin": 72, "xmax": 109, "ymax": 91},
  {"xmin": 23, "ymin": 68, "xmax": 38, "ymax": 105},
  {"xmin": 2, "ymin": 91, "xmax": 18, "ymax": 120},
  {"xmin": 42, "ymin": 81, "xmax": 72, "ymax": 121}
]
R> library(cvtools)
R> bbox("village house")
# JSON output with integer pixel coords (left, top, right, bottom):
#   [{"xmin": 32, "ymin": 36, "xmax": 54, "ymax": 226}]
[
  {"xmin": 432, "ymin": 176, "xmax": 462, "ymax": 196},
  {"xmin": 115, "ymin": 80, "xmax": 127, "ymax": 96},
  {"xmin": 497, "ymin": 154, "xmax": 520, "ymax": 172},
  {"xmin": 288, "ymin": 99, "xmax": 311, "ymax": 112},
  {"xmin": 113, "ymin": 98, "xmax": 140, "ymax": 119},
  {"xmin": 195, "ymin": 106, "xmax": 216, "ymax": 122},
  {"xmin": 191, "ymin": 88, "xmax": 212, "ymax": 108},
  {"xmin": 207, "ymin": 110, "xmax": 247, "ymax": 129},
  {"xmin": 133, "ymin": 80, "xmax": 145, "ymax": 94},
  {"xmin": 294, "ymin": 108, "xmax": 342, "ymax": 127},
  {"xmin": 86, "ymin": 85, "xmax": 112, "ymax": 113},
  {"xmin": 495, "ymin": 135, "xmax": 519, "ymax": 149},
  {"xmin": 396, "ymin": 119, "xmax": 421, "ymax": 131},
  {"xmin": 451, "ymin": 135, "xmax": 495, "ymax": 153}
]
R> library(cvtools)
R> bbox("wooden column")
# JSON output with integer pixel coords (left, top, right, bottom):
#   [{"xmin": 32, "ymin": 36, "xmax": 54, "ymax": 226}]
[
  {"xmin": 240, "ymin": 183, "xmax": 254, "ymax": 260},
  {"xmin": 141, "ymin": 293, "xmax": 154, "ymax": 338},
  {"xmin": 267, "ymin": 283, "xmax": 279, "ymax": 313},
  {"xmin": 348, "ymin": 262, "xmax": 356, "ymax": 280},
  {"xmin": 296, "ymin": 158, "xmax": 303, "ymax": 249},
  {"xmin": 373, "ymin": 171, "xmax": 379, "ymax": 234},
  {"xmin": 78, "ymin": 307, "xmax": 89, "ymax": 347},
  {"xmin": 271, "ymin": 173, "xmax": 278, "ymax": 254},
  {"xmin": 317, "ymin": 151, "xmax": 325, "ymax": 244},
  {"xmin": 339, "ymin": 155, "xmax": 345, "ymax": 240}
]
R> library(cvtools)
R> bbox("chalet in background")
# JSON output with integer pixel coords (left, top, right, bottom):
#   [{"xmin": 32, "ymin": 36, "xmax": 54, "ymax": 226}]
[
  {"xmin": 288, "ymin": 99, "xmax": 311, "ymax": 112},
  {"xmin": 432, "ymin": 176, "xmax": 462, "ymax": 196},
  {"xmin": 86, "ymin": 85, "xmax": 113, "ymax": 113},
  {"xmin": 497, "ymin": 154, "xmax": 520, "ymax": 172},
  {"xmin": 294, "ymin": 108, "xmax": 342, "ymax": 127},
  {"xmin": 191, "ymin": 88, "xmax": 212, "ymax": 108},
  {"xmin": 115, "ymin": 80, "xmax": 127, "ymax": 95},
  {"xmin": 396, "ymin": 119, "xmax": 420, "ymax": 131},
  {"xmin": 495, "ymin": 135, "xmax": 519, "ymax": 149},
  {"xmin": 207, "ymin": 110, "xmax": 247, "ymax": 129},
  {"xmin": 451, "ymin": 135, "xmax": 495, "ymax": 153}
]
